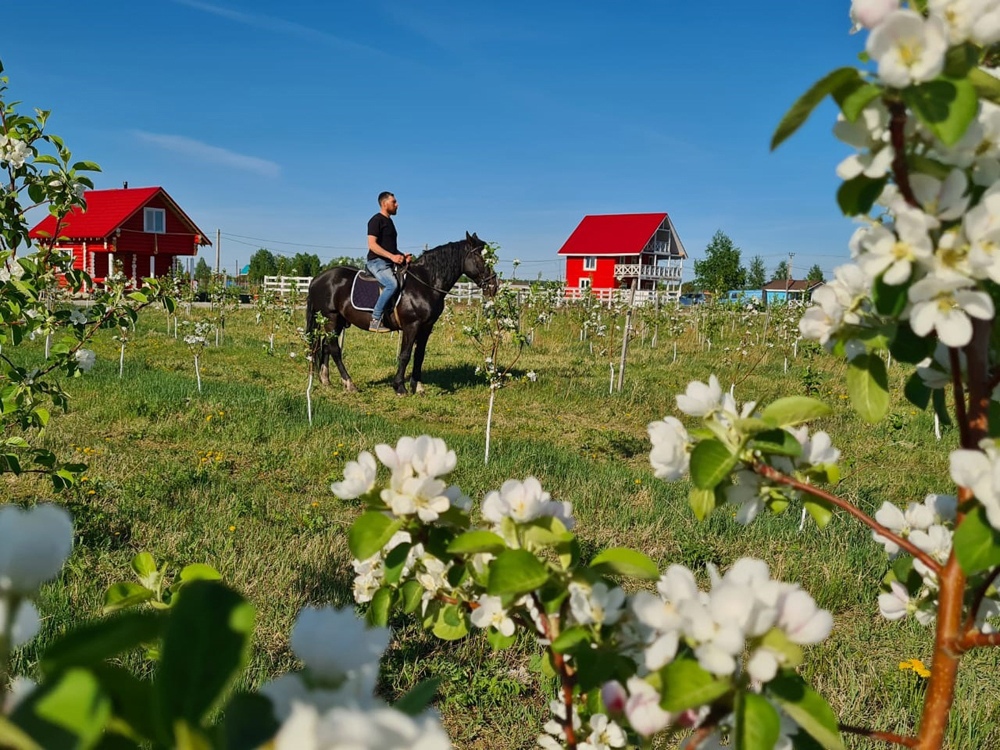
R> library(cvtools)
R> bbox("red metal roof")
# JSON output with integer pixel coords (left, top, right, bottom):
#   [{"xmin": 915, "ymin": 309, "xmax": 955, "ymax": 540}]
[
  {"xmin": 557, "ymin": 213, "xmax": 668, "ymax": 256},
  {"xmin": 29, "ymin": 187, "xmax": 210, "ymax": 244}
]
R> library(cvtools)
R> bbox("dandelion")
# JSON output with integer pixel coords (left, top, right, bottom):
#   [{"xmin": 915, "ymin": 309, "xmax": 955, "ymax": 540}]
[
  {"xmin": 228, "ymin": 525, "xmax": 236, "ymax": 533},
  {"xmin": 899, "ymin": 658, "xmax": 931, "ymax": 678}
]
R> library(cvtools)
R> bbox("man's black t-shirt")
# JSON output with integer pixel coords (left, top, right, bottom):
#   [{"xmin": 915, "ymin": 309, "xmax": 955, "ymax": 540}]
[{"xmin": 367, "ymin": 213, "xmax": 397, "ymax": 261}]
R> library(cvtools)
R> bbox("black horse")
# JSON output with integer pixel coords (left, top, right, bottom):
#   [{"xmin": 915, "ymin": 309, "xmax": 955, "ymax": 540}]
[{"xmin": 306, "ymin": 232, "xmax": 498, "ymax": 395}]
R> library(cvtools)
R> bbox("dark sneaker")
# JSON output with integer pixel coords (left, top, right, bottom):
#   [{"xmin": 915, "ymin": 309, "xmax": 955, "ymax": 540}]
[{"xmin": 369, "ymin": 318, "xmax": 391, "ymax": 333}]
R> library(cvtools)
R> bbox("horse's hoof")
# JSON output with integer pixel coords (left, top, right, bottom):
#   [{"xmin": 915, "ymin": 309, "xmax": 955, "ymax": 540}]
[
  {"xmin": 343, "ymin": 379, "xmax": 358, "ymax": 393},
  {"xmin": 411, "ymin": 381, "xmax": 425, "ymax": 395}
]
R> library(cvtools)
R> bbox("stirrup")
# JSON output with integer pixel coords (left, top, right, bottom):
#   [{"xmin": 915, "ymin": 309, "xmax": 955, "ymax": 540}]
[{"xmin": 369, "ymin": 318, "xmax": 391, "ymax": 333}]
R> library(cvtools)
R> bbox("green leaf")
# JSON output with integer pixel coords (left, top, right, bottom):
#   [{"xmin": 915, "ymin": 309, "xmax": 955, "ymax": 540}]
[
  {"xmin": 42, "ymin": 610, "xmax": 164, "ymax": 676},
  {"xmin": 102, "ymin": 582, "xmax": 155, "ymax": 614},
  {"xmin": 394, "ymin": 678, "xmax": 441, "ymax": 716},
  {"xmin": 178, "ymin": 563, "xmax": 222, "ymax": 583},
  {"xmin": 837, "ymin": 174, "xmax": 887, "ymax": 216},
  {"xmin": 486, "ymin": 626, "xmax": 517, "ymax": 650},
  {"xmin": 834, "ymin": 81, "xmax": 882, "ymax": 122},
  {"xmin": 551, "ymin": 626, "xmax": 592, "ymax": 654},
  {"xmin": 735, "ymin": 691, "xmax": 781, "ymax": 750},
  {"xmin": 366, "ymin": 586, "xmax": 392, "ymax": 627},
  {"xmin": 690, "ymin": 439, "xmax": 738, "ymax": 490},
  {"xmin": 903, "ymin": 372, "xmax": 932, "ymax": 410},
  {"xmin": 751, "ymin": 429, "xmax": 803, "ymax": 458},
  {"xmin": 218, "ymin": 693, "xmax": 280, "ymax": 750},
  {"xmin": 11, "ymin": 668, "xmax": 111, "ymax": 750},
  {"xmin": 487, "ymin": 549, "xmax": 550, "ymax": 596},
  {"xmin": 903, "ymin": 76, "xmax": 978, "ymax": 146},
  {"xmin": 382, "ymin": 542, "xmax": 411, "ymax": 585},
  {"xmin": 760, "ymin": 628, "xmax": 805, "ymax": 669},
  {"xmin": 131, "ymin": 552, "xmax": 160, "ymax": 589},
  {"xmin": 768, "ymin": 673, "xmax": 845, "ymax": 750},
  {"xmin": 970, "ymin": 67, "xmax": 1000, "ymax": 106},
  {"xmin": 430, "ymin": 603, "xmax": 469, "ymax": 640},
  {"xmin": 154, "ymin": 581, "xmax": 255, "ymax": 739},
  {"xmin": 659, "ymin": 658, "xmax": 732, "ymax": 712},
  {"xmin": 953, "ymin": 506, "xmax": 1000, "ymax": 575},
  {"xmin": 589, "ymin": 548, "xmax": 659, "ymax": 580},
  {"xmin": 400, "ymin": 580, "xmax": 423, "ymax": 613},
  {"xmin": 846, "ymin": 354, "xmax": 890, "ymax": 423},
  {"xmin": 447, "ymin": 530, "xmax": 507, "ymax": 555},
  {"xmin": 890, "ymin": 321, "xmax": 932, "ymax": 365},
  {"xmin": 803, "ymin": 498, "xmax": 834, "ymax": 529},
  {"xmin": 689, "ymin": 486, "xmax": 718, "ymax": 522},
  {"xmin": 761, "ymin": 397, "xmax": 832, "ymax": 427},
  {"xmin": 127, "ymin": 292, "xmax": 149, "ymax": 304},
  {"xmin": 0, "ymin": 716, "xmax": 43, "ymax": 750},
  {"xmin": 873, "ymin": 275, "xmax": 909, "ymax": 317},
  {"xmin": 772, "ymin": 67, "xmax": 861, "ymax": 150},
  {"xmin": 71, "ymin": 160, "xmax": 102, "ymax": 172},
  {"xmin": 348, "ymin": 512, "xmax": 403, "ymax": 561}
]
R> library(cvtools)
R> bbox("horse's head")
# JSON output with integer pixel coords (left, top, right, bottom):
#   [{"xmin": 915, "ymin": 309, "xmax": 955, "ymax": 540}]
[{"xmin": 463, "ymin": 231, "xmax": 499, "ymax": 297}]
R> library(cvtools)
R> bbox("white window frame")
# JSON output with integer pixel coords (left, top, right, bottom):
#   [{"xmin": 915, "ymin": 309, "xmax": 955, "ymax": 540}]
[
  {"xmin": 579, "ymin": 277, "xmax": 591, "ymax": 289},
  {"xmin": 583, "ymin": 256, "xmax": 597, "ymax": 271},
  {"xmin": 144, "ymin": 207, "xmax": 166, "ymax": 234}
]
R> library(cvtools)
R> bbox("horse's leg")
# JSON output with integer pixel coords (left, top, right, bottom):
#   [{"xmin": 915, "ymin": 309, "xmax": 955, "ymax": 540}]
[
  {"xmin": 318, "ymin": 315, "xmax": 334, "ymax": 386},
  {"xmin": 393, "ymin": 325, "xmax": 419, "ymax": 396},
  {"xmin": 328, "ymin": 322, "xmax": 357, "ymax": 392},
  {"xmin": 409, "ymin": 327, "xmax": 432, "ymax": 395}
]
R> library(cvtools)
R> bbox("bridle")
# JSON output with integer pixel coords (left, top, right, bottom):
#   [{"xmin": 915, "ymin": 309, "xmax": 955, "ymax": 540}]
[{"xmin": 405, "ymin": 242, "xmax": 497, "ymax": 296}]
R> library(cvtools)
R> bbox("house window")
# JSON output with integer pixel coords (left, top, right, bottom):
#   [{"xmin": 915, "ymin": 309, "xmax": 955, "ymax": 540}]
[
  {"xmin": 583, "ymin": 256, "xmax": 597, "ymax": 271},
  {"xmin": 144, "ymin": 207, "xmax": 166, "ymax": 234},
  {"xmin": 579, "ymin": 278, "xmax": 591, "ymax": 289}
]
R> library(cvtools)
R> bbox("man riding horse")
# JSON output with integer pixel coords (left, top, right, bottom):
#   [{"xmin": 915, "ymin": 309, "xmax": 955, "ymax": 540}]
[{"xmin": 366, "ymin": 191, "xmax": 411, "ymax": 333}]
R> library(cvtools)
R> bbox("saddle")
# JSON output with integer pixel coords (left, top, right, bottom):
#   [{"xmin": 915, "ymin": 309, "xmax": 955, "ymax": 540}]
[{"xmin": 350, "ymin": 267, "xmax": 405, "ymax": 313}]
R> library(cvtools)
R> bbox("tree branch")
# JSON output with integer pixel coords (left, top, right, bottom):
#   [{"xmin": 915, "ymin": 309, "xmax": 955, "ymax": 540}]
[
  {"xmin": 538, "ymin": 603, "xmax": 577, "ymax": 750},
  {"xmin": 961, "ymin": 565, "xmax": 1000, "ymax": 637},
  {"xmin": 888, "ymin": 101, "xmax": 919, "ymax": 208},
  {"xmin": 949, "ymin": 347, "xmax": 970, "ymax": 449},
  {"xmin": 840, "ymin": 723, "xmax": 918, "ymax": 748},
  {"xmin": 752, "ymin": 462, "xmax": 942, "ymax": 575}
]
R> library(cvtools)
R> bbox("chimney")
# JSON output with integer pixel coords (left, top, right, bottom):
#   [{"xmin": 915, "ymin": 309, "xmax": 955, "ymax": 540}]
[{"xmin": 123, "ymin": 181, "xmax": 128, "ymax": 189}]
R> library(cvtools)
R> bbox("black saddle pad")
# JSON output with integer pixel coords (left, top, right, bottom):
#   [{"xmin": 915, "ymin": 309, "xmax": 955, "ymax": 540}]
[{"xmin": 351, "ymin": 271, "xmax": 406, "ymax": 314}]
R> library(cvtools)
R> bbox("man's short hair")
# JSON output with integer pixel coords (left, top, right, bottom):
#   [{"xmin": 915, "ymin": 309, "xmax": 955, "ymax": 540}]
[{"xmin": 378, "ymin": 191, "xmax": 395, "ymax": 206}]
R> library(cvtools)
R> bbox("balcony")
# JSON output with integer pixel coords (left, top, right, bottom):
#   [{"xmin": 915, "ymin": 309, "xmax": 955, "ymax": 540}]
[{"xmin": 613, "ymin": 263, "xmax": 682, "ymax": 281}]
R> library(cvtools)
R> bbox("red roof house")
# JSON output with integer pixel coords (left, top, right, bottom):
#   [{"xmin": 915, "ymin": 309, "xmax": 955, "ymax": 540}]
[
  {"xmin": 557, "ymin": 213, "xmax": 687, "ymax": 300},
  {"xmin": 29, "ymin": 186, "xmax": 209, "ymax": 286}
]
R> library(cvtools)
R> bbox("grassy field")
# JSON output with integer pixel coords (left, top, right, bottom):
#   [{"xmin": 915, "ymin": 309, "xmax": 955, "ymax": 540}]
[{"xmin": 6, "ymin": 299, "xmax": 999, "ymax": 749}]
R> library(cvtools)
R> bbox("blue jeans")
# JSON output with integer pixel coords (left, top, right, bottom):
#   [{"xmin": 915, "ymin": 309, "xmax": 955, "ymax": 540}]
[{"xmin": 366, "ymin": 257, "xmax": 398, "ymax": 321}]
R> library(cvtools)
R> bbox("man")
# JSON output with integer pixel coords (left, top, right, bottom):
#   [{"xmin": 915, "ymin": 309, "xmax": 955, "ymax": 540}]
[{"xmin": 366, "ymin": 191, "xmax": 409, "ymax": 332}]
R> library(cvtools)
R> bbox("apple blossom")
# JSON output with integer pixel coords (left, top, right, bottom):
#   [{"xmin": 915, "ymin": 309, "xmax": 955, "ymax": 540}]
[
  {"xmin": 330, "ymin": 451, "xmax": 377, "ymax": 500},
  {"xmin": 0, "ymin": 503, "xmax": 74, "ymax": 595},
  {"xmin": 866, "ymin": 10, "xmax": 948, "ymax": 88},
  {"xmin": 907, "ymin": 275, "xmax": 994, "ymax": 348}
]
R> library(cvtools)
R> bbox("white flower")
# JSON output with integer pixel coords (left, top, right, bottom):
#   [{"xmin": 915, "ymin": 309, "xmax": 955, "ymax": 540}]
[
  {"xmin": 866, "ymin": 10, "xmax": 948, "ymax": 88},
  {"xmin": 470, "ymin": 594, "xmax": 515, "ymax": 637},
  {"xmin": 676, "ymin": 375, "xmax": 723, "ymax": 417},
  {"xmin": 569, "ymin": 581, "xmax": 626, "ymax": 627},
  {"xmin": 74, "ymin": 348, "xmax": 96, "ymax": 373},
  {"xmin": 580, "ymin": 713, "xmax": 627, "ymax": 750},
  {"xmin": 964, "ymin": 182, "xmax": 1000, "ymax": 282},
  {"xmin": 0, "ymin": 136, "xmax": 30, "ymax": 169},
  {"xmin": 858, "ymin": 212, "xmax": 933, "ymax": 285},
  {"xmin": 725, "ymin": 470, "xmax": 768, "ymax": 525},
  {"xmin": 910, "ymin": 169, "xmax": 970, "ymax": 222},
  {"xmin": 68, "ymin": 309, "xmax": 88, "ymax": 326},
  {"xmin": 290, "ymin": 606, "xmax": 389, "ymax": 683},
  {"xmin": 375, "ymin": 436, "xmax": 456, "ymax": 480},
  {"xmin": 624, "ymin": 677, "xmax": 672, "ymax": 737},
  {"xmin": 648, "ymin": 417, "xmax": 690, "ymax": 480},
  {"xmin": 273, "ymin": 701, "xmax": 451, "ymax": 750},
  {"xmin": 907, "ymin": 276, "xmax": 994, "ymax": 348},
  {"xmin": 799, "ymin": 285, "xmax": 846, "ymax": 344},
  {"xmin": 0, "ymin": 599, "xmax": 40, "ymax": 648},
  {"xmin": 0, "ymin": 503, "xmax": 74, "ymax": 595},
  {"xmin": 970, "ymin": 0, "xmax": 1000, "ymax": 44},
  {"xmin": 928, "ymin": 0, "xmax": 979, "ymax": 44},
  {"xmin": 331, "ymin": 452, "xmax": 378, "ymax": 500},
  {"xmin": 482, "ymin": 477, "xmax": 551, "ymax": 524},
  {"xmin": 381, "ymin": 475, "xmax": 451, "ymax": 522},
  {"xmin": 851, "ymin": 0, "xmax": 900, "ymax": 29},
  {"xmin": 878, "ymin": 580, "xmax": 911, "ymax": 620},
  {"xmin": 776, "ymin": 589, "xmax": 834, "ymax": 645},
  {"xmin": 873, "ymin": 501, "xmax": 907, "ymax": 556}
]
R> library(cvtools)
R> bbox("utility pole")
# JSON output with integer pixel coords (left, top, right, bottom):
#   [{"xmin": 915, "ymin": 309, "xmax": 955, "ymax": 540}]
[{"xmin": 215, "ymin": 229, "xmax": 221, "ymax": 275}]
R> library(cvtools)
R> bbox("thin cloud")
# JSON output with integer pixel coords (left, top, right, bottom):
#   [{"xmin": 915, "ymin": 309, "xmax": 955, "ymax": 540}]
[
  {"xmin": 132, "ymin": 131, "xmax": 280, "ymax": 178},
  {"xmin": 171, "ymin": 0, "xmax": 391, "ymax": 59}
]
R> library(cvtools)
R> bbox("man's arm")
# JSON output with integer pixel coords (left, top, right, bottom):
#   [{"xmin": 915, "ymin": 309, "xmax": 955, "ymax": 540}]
[{"xmin": 368, "ymin": 235, "xmax": 405, "ymax": 264}]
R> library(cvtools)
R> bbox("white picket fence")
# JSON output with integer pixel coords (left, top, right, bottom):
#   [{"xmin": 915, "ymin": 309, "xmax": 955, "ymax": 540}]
[
  {"xmin": 263, "ymin": 276, "xmax": 312, "ymax": 295},
  {"xmin": 562, "ymin": 288, "xmax": 680, "ymax": 307}
]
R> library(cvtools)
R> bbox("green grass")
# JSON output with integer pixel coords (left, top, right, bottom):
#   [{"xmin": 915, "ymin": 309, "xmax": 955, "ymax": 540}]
[{"xmin": 6, "ymin": 302, "xmax": 997, "ymax": 749}]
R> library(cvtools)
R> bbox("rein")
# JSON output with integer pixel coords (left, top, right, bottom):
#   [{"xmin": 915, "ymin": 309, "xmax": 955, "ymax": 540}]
[{"xmin": 404, "ymin": 244, "xmax": 495, "ymax": 296}]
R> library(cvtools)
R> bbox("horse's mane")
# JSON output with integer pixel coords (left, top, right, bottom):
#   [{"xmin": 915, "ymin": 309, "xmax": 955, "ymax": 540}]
[{"xmin": 409, "ymin": 240, "xmax": 464, "ymax": 279}]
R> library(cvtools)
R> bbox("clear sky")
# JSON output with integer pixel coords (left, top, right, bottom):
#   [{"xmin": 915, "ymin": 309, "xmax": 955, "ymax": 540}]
[{"xmin": 7, "ymin": 1, "xmax": 867, "ymax": 283}]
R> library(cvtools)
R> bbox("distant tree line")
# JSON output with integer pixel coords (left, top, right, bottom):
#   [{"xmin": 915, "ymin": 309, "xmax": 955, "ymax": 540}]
[
  {"xmin": 691, "ymin": 230, "xmax": 825, "ymax": 294},
  {"xmin": 244, "ymin": 248, "xmax": 366, "ymax": 284}
]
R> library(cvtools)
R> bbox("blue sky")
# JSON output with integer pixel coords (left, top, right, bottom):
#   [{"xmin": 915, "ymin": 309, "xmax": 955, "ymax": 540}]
[{"xmin": 8, "ymin": 2, "xmax": 866, "ymax": 283}]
